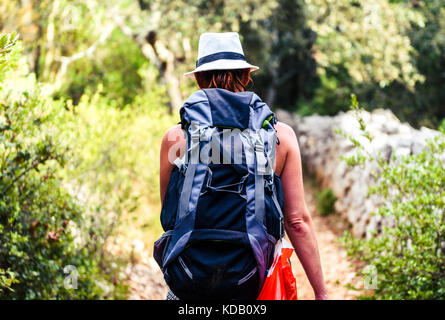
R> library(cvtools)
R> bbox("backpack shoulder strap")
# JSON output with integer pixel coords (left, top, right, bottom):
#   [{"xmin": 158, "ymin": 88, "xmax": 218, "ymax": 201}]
[{"xmin": 164, "ymin": 103, "xmax": 216, "ymax": 268}]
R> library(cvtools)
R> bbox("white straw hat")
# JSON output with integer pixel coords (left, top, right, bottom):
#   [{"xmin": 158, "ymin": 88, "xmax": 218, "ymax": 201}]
[{"xmin": 184, "ymin": 32, "xmax": 259, "ymax": 78}]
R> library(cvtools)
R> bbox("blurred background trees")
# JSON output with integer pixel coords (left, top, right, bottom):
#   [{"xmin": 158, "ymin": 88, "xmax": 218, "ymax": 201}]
[
  {"xmin": 2, "ymin": 0, "xmax": 443, "ymax": 126},
  {"xmin": 0, "ymin": 0, "xmax": 444, "ymax": 299}
]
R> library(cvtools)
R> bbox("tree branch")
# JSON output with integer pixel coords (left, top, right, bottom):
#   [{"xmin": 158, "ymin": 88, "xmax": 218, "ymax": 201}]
[{"xmin": 54, "ymin": 24, "xmax": 115, "ymax": 87}]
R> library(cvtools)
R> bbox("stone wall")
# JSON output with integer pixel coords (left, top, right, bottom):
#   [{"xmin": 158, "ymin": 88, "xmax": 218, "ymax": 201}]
[{"xmin": 276, "ymin": 108, "xmax": 442, "ymax": 238}]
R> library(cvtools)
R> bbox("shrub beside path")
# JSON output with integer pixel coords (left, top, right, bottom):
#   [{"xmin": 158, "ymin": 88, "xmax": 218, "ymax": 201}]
[{"xmin": 125, "ymin": 178, "xmax": 363, "ymax": 300}]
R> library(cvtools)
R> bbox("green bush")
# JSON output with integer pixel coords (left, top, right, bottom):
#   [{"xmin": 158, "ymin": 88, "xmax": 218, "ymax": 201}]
[
  {"xmin": 338, "ymin": 95, "xmax": 445, "ymax": 300},
  {"xmin": 315, "ymin": 188, "xmax": 337, "ymax": 216},
  {"xmin": 440, "ymin": 118, "xmax": 445, "ymax": 132},
  {"xmin": 0, "ymin": 34, "xmax": 127, "ymax": 299}
]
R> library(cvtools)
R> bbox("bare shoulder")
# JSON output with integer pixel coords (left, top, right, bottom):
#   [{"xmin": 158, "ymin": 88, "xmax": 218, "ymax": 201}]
[
  {"xmin": 160, "ymin": 124, "xmax": 186, "ymax": 164},
  {"xmin": 164, "ymin": 124, "xmax": 183, "ymax": 137},
  {"xmin": 273, "ymin": 121, "xmax": 300, "ymax": 175},
  {"xmin": 162, "ymin": 124, "xmax": 186, "ymax": 146},
  {"xmin": 275, "ymin": 121, "xmax": 298, "ymax": 148}
]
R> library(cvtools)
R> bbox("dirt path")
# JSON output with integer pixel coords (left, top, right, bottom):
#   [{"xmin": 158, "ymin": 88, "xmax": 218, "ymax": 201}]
[
  {"xmin": 289, "ymin": 179, "xmax": 363, "ymax": 300},
  {"xmin": 125, "ymin": 259, "xmax": 169, "ymax": 300},
  {"xmin": 126, "ymin": 178, "xmax": 362, "ymax": 300}
]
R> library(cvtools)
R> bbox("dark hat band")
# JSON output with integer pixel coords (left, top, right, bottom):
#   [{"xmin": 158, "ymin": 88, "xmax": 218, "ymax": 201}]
[{"xmin": 196, "ymin": 51, "xmax": 246, "ymax": 68}]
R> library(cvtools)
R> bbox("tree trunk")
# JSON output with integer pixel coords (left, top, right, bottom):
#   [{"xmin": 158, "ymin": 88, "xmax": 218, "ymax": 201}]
[
  {"xmin": 113, "ymin": 13, "xmax": 183, "ymax": 113},
  {"xmin": 42, "ymin": 0, "xmax": 60, "ymax": 80},
  {"xmin": 140, "ymin": 32, "xmax": 182, "ymax": 113}
]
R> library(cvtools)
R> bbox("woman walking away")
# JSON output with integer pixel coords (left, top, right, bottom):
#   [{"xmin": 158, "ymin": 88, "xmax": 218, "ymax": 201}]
[{"xmin": 155, "ymin": 32, "xmax": 329, "ymax": 300}]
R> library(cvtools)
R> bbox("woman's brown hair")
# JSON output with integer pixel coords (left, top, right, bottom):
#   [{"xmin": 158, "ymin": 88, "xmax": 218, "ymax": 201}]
[{"xmin": 194, "ymin": 69, "xmax": 251, "ymax": 92}]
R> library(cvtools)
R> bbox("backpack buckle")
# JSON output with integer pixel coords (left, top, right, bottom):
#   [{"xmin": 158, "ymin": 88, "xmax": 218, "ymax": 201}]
[
  {"xmin": 174, "ymin": 157, "xmax": 188, "ymax": 175},
  {"xmin": 254, "ymin": 139, "xmax": 271, "ymax": 175},
  {"xmin": 254, "ymin": 140, "xmax": 264, "ymax": 153},
  {"xmin": 264, "ymin": 177, "xmax": 274, "ymax": 194}
]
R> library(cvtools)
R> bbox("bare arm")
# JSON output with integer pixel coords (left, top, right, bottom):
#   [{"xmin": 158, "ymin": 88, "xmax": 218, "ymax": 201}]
[
  {"xmin": 159, "ymin": 124, "xmax": 186, "ymax": 203},
  {"xmin": 276, "ymin": 122, "xmax": 329, "ymax": 300}
]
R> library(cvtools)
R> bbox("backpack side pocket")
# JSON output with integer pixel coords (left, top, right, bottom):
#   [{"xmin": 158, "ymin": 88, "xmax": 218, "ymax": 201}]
[
  {"xmin": 153, "ymin": 230, "xmax": 173, "ymax": 269},
  {"xmin": 161, "ymin": 167, "xmax": 184, "ymax": 230}
]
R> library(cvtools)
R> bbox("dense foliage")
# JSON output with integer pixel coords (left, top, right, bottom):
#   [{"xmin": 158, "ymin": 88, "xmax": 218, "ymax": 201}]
[
  {"xmin": 0, "ymin": 31, "xmax": 174, "ymax": 298},
  {"xmin": 0, "ymin": 34, "xmax": 128, "ymax": 298},
  {"xmin": 339, "ymin": 96, "xmax": 445, "ymax": 299},
  {"xmin": 2, "ymin": 0, "xmax": 444, "ymax": 127}
]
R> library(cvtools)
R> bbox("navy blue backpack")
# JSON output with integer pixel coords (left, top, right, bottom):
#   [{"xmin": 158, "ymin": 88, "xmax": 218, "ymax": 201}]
[{"xmin": 154, "ymin": 88, "xmax": 285, "ymax": 300}]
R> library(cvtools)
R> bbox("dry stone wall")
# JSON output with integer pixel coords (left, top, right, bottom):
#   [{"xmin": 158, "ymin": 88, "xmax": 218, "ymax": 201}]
[{"xmin": 276, "ymin": 108, "xmax": 442, "ymax": 238}]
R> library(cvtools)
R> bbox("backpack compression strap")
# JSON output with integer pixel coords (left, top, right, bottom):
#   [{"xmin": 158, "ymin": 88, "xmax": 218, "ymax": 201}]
[
  {"xmin": 162, "ymin": 125, "xmax": 216, "ymax": 268},
  {"xmin": 238, "ymin": 130, "xmax": 272, "ymax": 290}
]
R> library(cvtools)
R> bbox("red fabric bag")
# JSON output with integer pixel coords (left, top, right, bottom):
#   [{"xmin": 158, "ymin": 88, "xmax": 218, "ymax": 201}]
[{"xmin": 257, "ymin": 238, "xmax": 298, "ymax": 300}]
